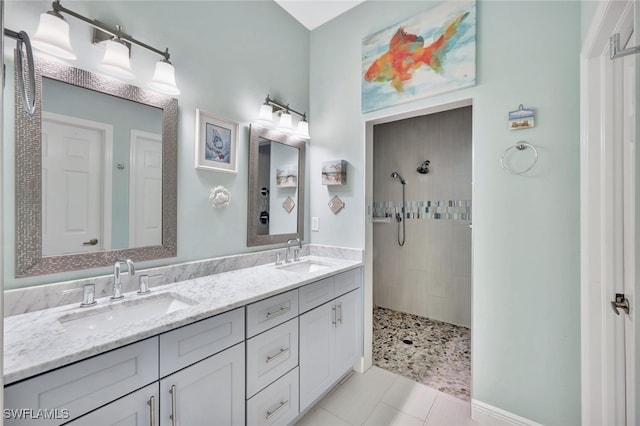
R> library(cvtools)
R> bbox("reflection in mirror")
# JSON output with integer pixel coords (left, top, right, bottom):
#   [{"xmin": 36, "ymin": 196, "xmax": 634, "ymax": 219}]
[
  {"xmin": 41, "ymin": 77, "xmax": 164, "ymax": 256},
  {"xmin": 13, "ymin": 54, "xmax": 178, "ymax": 277},
  {"xmin": 248, "ymin": 124, "xmax": 305, "ymax": 247}
]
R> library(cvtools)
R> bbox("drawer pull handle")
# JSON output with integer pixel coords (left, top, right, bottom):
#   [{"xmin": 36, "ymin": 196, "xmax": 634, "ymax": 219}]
[
  {"xmin": 266, "ymin": 347, "xmax": 289, "ymax": 363},
  {"xmin": 266, "ymin": 305, "xmax": 290, "ymax": 319},
  {"xmin": 169, "ymin": 385, "xmax": 177, "ymax": 426},
  {"xmin": 147, "ymin": 395, "xmax": 156, "ymax": 426},
  {"xmin": 338, "ymin": 302, "xmax": 343, "ymax": 325},
  {"xmin": 266, "ymin": 400, "xmax": 289, "ymax": 420}
]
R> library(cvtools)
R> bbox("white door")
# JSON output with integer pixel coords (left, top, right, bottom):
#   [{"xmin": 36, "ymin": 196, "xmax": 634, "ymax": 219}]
[
  {"xmin": 620, "ymin": 19, "xmax": 638, "ymax": 426},
  {"xmin": 159, "ymin": 343, "xmax": 245, "ymax": 426},
  {"xmin": 581, "ymin": 2, "xmax": 638, "ymax": 424},
  {"xmin": 41, "ymin": 113, "xmax": 113, "ymax": 256},
  {"xmin": 129, "ymin": 130, "xmax": 162, "ymax": 247}
]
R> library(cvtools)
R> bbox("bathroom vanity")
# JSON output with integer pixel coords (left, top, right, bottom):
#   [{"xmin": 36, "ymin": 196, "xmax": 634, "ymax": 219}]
[{"xmin": 3, "ymin": 257, "xmax": 363, "ymax": 426}]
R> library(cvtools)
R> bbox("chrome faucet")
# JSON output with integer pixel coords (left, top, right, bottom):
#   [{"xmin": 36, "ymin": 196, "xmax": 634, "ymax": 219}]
[
  {"xmin": 285, "ymin": 238, "xmax": 302, "ymax": 263},
  {"xmin": 111, "ymin": 257, "xmax": 135, "ymax": 300}
]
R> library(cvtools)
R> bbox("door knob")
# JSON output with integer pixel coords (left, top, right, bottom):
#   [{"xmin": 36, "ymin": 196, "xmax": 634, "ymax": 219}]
[
  {"xmin": 82, "ymin": 238, "xmax": 99, "ymax": 246},
  {"xmin": 612, "ymin": 293, "xmax": 630, "ymax": 315}
]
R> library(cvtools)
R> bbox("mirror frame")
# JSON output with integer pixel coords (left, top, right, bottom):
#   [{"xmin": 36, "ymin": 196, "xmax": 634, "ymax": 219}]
[
  {"xmin": 14, "ymin": 54, "xmax": 178, "ymax": 277},
  {"xmin": 247, "ymin": 124, "xmax": 305, "ymax": 247}
]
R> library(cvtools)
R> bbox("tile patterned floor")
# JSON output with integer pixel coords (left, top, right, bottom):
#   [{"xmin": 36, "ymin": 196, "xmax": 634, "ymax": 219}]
[
  {"xmin": 295, "ymin": 366, "xmax": 478, "ymax": 426},
  {"xmin": 372, "ymin": 307, "xmax": 471, "ymax": 401}
]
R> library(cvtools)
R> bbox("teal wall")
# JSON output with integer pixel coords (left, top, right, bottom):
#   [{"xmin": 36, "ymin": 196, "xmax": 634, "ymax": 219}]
[
  {"xmin": 309, "ymin": 1, "xmax": 581, "ymax": 425},
  {"xmin": 3, "ymin": 0, "xmax": 310, "ymax": 288}
]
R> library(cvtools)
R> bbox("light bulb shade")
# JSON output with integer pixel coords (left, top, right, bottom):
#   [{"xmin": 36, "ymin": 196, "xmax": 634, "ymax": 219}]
[
  {"xmin": 148, "ymin": 60, "xmax": 180, "ymax": 96},
  {"xmin": 99, "ymin": 39, "xmax": 135, "ymax": 80},
  {"xmin": 278, "ymin": 112, "xmax": 293, "ymax": 131},
  {"xmin": 258, "ymin": 104, "xmax": 274, "ymax": 123},
  {"xmin": 32, "ymin": 12, "xmax": 76, "ymax": 60},
  {"xmin": 296, "ymin": 120, "xmax": 310, "ymax": 139}
]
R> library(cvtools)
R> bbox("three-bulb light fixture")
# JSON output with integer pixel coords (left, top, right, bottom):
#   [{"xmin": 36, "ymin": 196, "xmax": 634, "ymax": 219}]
[
  {"xmin": 30, "ymin": 0, "xmax": 180, "ymax": 96},
  {"xmin": 258, "ymin": 95, "xmax": 310, "ymax": 140}
]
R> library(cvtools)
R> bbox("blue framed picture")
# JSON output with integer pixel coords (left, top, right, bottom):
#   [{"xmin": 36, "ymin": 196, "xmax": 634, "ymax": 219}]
[{"xmin": 195, "ymin": 109, "xmax": 238, "ymax": 173}]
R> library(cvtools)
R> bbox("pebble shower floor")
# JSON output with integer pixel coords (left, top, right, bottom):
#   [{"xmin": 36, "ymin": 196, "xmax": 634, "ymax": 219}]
[{"xmin": 372, "ymin": 306, "xmax": 471, "ymax": 401}]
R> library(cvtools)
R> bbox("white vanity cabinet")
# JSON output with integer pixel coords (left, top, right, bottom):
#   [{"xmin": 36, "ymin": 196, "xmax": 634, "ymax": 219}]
[
  {"xmin": 63, "ymin": 383, "xmax": 159, "ymax": 426},
  {"xmin": 299, "ymin": 269, "xmax": 362, "ymax": 412}
]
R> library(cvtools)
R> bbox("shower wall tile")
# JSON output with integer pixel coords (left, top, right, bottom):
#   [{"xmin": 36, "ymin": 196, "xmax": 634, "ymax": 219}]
[{"xmin": 373, "ymin": 106, "xmax": 472, "ymax": 328}]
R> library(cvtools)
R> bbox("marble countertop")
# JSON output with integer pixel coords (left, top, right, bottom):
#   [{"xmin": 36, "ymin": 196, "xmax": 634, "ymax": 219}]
[{"xmin": 4, "ymin": 256, "xmax": 362, "ymax": 385}]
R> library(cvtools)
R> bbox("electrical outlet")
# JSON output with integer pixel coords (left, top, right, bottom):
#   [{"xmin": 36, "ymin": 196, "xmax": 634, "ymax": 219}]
[{"xmin": 311, "ymin": 217, "xmax": 319, "ymax": 232}]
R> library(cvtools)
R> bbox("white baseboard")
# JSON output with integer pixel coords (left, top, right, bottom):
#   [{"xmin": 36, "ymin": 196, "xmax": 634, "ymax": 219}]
[{"xmin": 471, "ymin": 400, "xmax": 544, "ymax": 426}]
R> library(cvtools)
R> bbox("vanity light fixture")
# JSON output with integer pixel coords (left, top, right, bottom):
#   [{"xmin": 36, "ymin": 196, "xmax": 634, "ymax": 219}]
[
  {"xmin": 98, "ymin": 36, "xmax": 135, "ymax": 80},
  {"xmin": 258, "ymin": 95, "xmax": 310, "ymax": 139},
  {"xmin": 32, "ymin": 0, "xmax": 180, "ymax": 96},
  {"xmin": 31, "ymin": 8, "xmax": 76, "ymax": 60}
]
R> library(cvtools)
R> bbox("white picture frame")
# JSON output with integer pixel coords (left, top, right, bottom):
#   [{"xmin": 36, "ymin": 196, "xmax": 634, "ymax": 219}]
[{"xmin": 195, "ymin": 109, "xmax": 238, "ymax": 173}]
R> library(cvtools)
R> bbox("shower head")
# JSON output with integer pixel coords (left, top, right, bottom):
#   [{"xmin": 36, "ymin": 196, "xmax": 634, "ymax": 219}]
[{"xmin": 391, "ymin": 171, "xmax": 406, "ymax": 185}]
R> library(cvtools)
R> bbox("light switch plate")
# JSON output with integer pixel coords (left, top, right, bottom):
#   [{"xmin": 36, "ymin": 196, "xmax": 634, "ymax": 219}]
[{"xmin": 312, "ymin": 217, "xmax": 319, "ymax": 232}]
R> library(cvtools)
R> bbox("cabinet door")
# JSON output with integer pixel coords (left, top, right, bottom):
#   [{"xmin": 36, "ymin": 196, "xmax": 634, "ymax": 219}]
[
  {"xmin": 64, "ymin": 383, "xmax": 159, "ymax": 426},
  {"xmin": 160, "ymin": 343, "xmax": 245, "ymax": 426},
  {"xmin": 334, "ymin": 288, "xmax": 362, "ymax": 378},
  {"xmin": 299, "ymin": 302, "xmax": 335, "ymax": 412}
]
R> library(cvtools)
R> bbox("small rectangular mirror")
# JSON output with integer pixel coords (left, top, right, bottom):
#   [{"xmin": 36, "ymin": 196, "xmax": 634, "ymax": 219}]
[{"xmin": 247, "ymin": 124, "xmax": 305, "ymax": 246}]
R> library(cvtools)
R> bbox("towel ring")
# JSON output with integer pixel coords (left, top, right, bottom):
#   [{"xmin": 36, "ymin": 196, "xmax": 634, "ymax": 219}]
[{"xmin": 500, "ymin": 141, "xmax": 538, "ymax": 175}]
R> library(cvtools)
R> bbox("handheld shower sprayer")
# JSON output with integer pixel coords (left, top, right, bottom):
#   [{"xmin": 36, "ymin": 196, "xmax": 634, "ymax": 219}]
[
  {"xmin": 390, "ymin": 171, "xmax": 406, "ymax": 246},
  {"xmin": 390, "ymin": 171, "xmax": 406, "ymax": 184}
]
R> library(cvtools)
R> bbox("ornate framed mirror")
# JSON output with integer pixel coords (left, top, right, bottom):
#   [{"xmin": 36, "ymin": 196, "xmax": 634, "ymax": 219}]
[
  {"xmin": 13, "ymin": 54, "xmax": 178, "ymax": 277},
  {"xmin": 247, "ymin": 124, "xmax": 305, "ymax": 246}
]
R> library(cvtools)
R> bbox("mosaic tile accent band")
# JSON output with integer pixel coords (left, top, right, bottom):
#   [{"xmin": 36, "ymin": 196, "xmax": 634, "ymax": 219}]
[{"xmin": 372, "ymin": 200, "xmax": 471, "ymax": 221}]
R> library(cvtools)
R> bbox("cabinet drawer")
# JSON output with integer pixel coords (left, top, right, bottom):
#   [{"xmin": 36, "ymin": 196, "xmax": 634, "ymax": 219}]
[
  {"xmin": 247, "ymin": 367, "xmax": 299, "ymax": 426},
  {"xmin": 64, "ymin": 383, "xmax": 159, "ymax": 426},
  {"xmin": 334, "ymin": 268, "xmax": 361, "ymax": 296},
  {"xmin": 159, "ymin": 307, "xmax": 244, "ymax": 377},
  {"xmin": 246, "ymin": 318, "xmax": 298, "ymax": 398},
  {"xmin": 298, "ymin": 276, "xmax": 334, "ymax": 313},
  {"xmin": 246, "ymin": 290, "xmax": 298, "ymax": 338},
  {"xmin": 4, "ymin": 338, "xmax": 158, "ymax": 426}
]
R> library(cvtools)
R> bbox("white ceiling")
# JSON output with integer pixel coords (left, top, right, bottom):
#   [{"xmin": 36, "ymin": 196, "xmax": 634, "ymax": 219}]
[{"xmin": 274, "ymin": 0, "xmax": 367, "ymax": 30}]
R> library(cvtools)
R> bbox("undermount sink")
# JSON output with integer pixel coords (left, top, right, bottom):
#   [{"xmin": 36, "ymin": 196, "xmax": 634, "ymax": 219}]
[
  {"xmin": 59, "ymin": 293, "xmax": 198, "ymax": 337},
  {"xmin": 276, "ymin": 259, "xmax": 333, "ymax": 273}
]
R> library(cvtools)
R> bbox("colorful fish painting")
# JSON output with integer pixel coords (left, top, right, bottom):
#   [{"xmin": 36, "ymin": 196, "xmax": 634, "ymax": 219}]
[
  {"xmin": 362, "ymin": 1, "xmax": 476, "ymax": 113},
  {"xmin": 365, "ymin": 12, "xmax": 469, "ymax": 92}
]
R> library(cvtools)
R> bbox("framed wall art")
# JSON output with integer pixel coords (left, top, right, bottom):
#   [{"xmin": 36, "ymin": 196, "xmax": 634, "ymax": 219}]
[
  {"xmin": 362, "ymin": 0, "xmax": 476, "ymax": 113},
  {"xmin": 195, "ymin": 109, "xmax": 238, "ymax": 173}
]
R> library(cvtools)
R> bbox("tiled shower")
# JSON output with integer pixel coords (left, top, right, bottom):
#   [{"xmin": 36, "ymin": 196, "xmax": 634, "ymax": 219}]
[{"xmin": 372, "ymin": 106, "xmax": 472, "ymax": 328}]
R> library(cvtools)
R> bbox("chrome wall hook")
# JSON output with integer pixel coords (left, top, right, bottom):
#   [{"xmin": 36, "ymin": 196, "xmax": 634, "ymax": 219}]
[{"xmin": 610, "ymin": 33, "xmax": 640, "ymax": 60}]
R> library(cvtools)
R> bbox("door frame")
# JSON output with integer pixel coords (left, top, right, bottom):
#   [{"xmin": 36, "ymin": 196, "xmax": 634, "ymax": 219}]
[
  {"xmin": 42, "ymin": 111, "xmax": 114, "ymax": 251},
  {"xmin": 580, "ymin": 0, "xmax": 635, "ymax": 424},
  {"xmin": 363, "ymin": 97, "xmax": 474, "ymax": 375}
]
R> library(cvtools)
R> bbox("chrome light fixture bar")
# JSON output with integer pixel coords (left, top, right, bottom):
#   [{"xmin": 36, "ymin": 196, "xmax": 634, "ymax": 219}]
[
  {"xmin": 33, "ymin": 0, "xmax": 180, "ymax": 95},
  {"xmin": 258, "ymin": 95, "xmax": 310, "ymax": 139}
]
